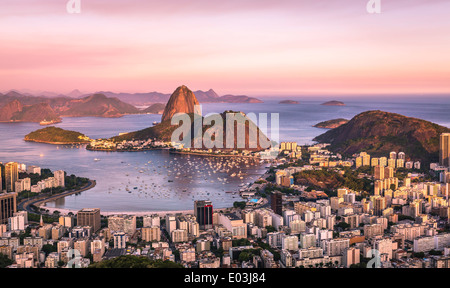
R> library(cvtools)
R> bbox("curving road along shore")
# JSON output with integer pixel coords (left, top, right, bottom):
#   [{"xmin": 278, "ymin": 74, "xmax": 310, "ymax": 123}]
[
  {"xmin": 18, "ymin": 180, "xmax": 97, "ymax": 214},
  {"xmin": 169, "ymin": 150, "xmax": 261, "ymax": 159}
]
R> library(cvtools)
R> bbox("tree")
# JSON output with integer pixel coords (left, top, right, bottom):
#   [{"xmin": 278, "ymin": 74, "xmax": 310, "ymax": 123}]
[
  {"xmin": 0, "ymin": 254, "xmax": 13, "ymax": 268},
  {"xmin": 429, "ymin": 250, "xmax": 443, "ymax": 256},
  {"xmin": 233, "ymin": 201, "xmax": 247, "ymax": 209},
  {"xmin": 265, "ymin": 226, "xmax": 276, "ymax": 233},
  {"xmin": 335, "ymin": 222, "xmax": 350, "ymax": 230},
  {"xmin": 413, "ymin": 252, "xmax": 425, "ymax": 258},
  {"xmin": 42, "ymin": 244, "xmax": 57, "ymax": 256},
  {"xmin": 239, "ymin": 252, "xmax": 251, "ymax": 262},
  {"xmin": 173, "ymin": 250, "xmax": 180, "ymax": 262},
  {"xmin": 88, "ymin": 255, "xmax": 183, "ymax": 268},
  {"xmin": 232, "ymin": 238, "xmax": 250, "ymax": 247}
]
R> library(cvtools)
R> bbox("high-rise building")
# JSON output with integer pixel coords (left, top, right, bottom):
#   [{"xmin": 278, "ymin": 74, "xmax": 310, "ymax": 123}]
[
  {"xmin": 171, "ymin": 229, "xmax": 188, "ymax": 243},
  {"xmin": 379, "ymin": 157, "xmax": 388, "ymax": 167},
  {"xmin": 361, "ymin": 153, "xmax": 371, "ymax": 166},
  {"xmin": 374, "ymin": 165, "xmax": 385, "ymax": 180},
  {"xmin": 59, "ymin": 215, "xmax": 73, "ymax": 228},
  {"xmin": 53, "ymin": 170, "xmax": 65, "ymax": 188},
  {"xmin": 143, "ymin": 214, "xmax": 160, "ymax": 227},
  {"xmin": 388, "ymin": 159, "xmax": 396, "ymax": 168},
  {"xmin": 77, "ymin": 208, "xmax": 101, "ymax": 233},
  {"xmin": 5, "ymin": 162, "xmax": 18, "ymax": 192},
  {"xmin": 271, "ymin": 191, "xmax": 283, "ymax": 216},
  {"xmin": 384, "ymin": 167, "xmax": 394, "ymax": 179},
  {"xmin": 343, "ymin": 247, "xmax": 360, "ymax": 268},
  {"xmin": 281, "ymin": 235, "xmax": 299, "ymax": 251},
  {"xmin": 374, "ymin": 197, "xmax": 387, "ymax": 216},
  {"xmin": 0, "ymin": 165, "xmax": 3, "ymax": 192},
  {"xmin": 217, "ymin": 213, "xmax": 247, "ymax": 239},
  {"xmin": 165, "ymin": 214, "xmax": 177, "ymax": 234},
  {"xmin": 26, "ymin": 166, "xmax": 41, "ymax": 175},
  {"xmin": 113, "ymin": 232, "xmax": 127, "ymax": 248},
  {"xmin": 440, "ymin": 133, "xmax": 450, "ymax": 168},
  {"xmin": 323, "ymin": 238, "xmax": 350, "ymax": 256},
  {"xmin": 194, "ymin": 200, "xmax": 213, "ymax": 230},
  {"xmin": 0, "ymin": 192, "xmax": 17, "ymax": 225},
  {"xmin": 396, "ymin": 159, "xmax": 405, "ymax": 168},
  {"xmin": 141, "ymin": 226, "xmax": 161, "ymax": 242},
  {"xmin": 108, "ymin": 215, "xmax": 136, "ymax": 235},
  {"xmin": 355, "ymin": 157, "xmax": 362, "ymax": 168},
  {"xmin": 14, "ymin": 178, "xmax": 31, "ymax": 193}
]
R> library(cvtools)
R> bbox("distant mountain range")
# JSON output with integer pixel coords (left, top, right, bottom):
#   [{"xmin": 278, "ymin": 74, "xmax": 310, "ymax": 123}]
[
  {"xmin": 0, "ymin": 91, "xmax": 139, "ymax": 122},
  {"xmin": 142, "ymin": 103, "xmax": 166, "ymax": 114},
  {"xmin": 2, "ymin": 88, "xmax": 263, "ymax": 106},
  {"xmin": 0, "ymin": 99, "xmax": 61, "ymax": 123},
  {"xmin": 96, "ymin": 89, "xmax": 263, "ymax": 105},
  {"xmin": 0, "ymin": 87, "xmax": 263, "ymax": 123}
]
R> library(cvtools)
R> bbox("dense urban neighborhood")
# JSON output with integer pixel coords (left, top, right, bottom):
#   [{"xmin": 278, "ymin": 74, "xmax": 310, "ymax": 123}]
[{"xmin": 1, "ymin": 133, "xmax": 450, "ymax": 268}]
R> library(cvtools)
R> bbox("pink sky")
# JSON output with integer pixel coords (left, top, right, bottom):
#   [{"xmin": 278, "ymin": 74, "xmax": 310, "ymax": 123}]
[{"xmin": 1, "ymin": 0, "xmax": 450, "ymax": 96}]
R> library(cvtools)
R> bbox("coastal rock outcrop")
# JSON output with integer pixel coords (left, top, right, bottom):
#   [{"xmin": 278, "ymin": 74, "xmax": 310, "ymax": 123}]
[{"xmin": 161, "ymin": 85, "xmax": 200, "ymax": 122}]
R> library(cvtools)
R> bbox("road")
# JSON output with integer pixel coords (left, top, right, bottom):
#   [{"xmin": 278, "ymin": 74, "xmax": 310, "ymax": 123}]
[{"xmin": 18, "ymin": 180, "xmax": 96, "ymax": 214}]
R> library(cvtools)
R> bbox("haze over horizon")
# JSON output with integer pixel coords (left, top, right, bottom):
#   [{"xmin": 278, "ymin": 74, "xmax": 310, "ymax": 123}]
[{"xmin": 1, "ymin": 0, "xmax": 450, "ymax": 96}]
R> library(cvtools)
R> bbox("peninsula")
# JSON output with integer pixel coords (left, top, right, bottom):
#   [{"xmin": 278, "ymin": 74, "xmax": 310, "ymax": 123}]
[
  {"xmin": 313, "ymin": 118, "xmax": 349, "ymax": 129},
  {"xmin": 313, "ymin": 110, "xmax": 450, "ymax": 163}
]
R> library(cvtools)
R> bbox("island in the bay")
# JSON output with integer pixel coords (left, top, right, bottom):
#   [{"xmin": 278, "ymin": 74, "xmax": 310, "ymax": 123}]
[
  {"xmin": 279, "ymin": 100, "xmax": 299, "ymax": 104},
  {"xmin": 24, "ymin": 127, "xmax": 91, "ymax": 145},
  {"xmin": 321, "ymin": 100, "xmax": 345, "ymax": 106},
  {"xmin": 313, "ymin": 118, "xmax": 349, "ymax": 129}
]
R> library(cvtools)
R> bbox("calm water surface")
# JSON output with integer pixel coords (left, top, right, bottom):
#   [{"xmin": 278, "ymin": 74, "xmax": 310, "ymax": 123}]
[{"xmin": 1, "ymin": 98, "xmax": 449, "ymax": 211}]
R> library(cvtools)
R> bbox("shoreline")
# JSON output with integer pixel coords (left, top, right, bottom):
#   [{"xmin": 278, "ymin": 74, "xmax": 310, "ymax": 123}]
[
  {"xmin": 24, "ymin": 139, "xmax": 90, "ymax": 145},
  {"xmin": 86, "ymin": 147, "xmax": 169, "ymax": 152},
  {"xmin": 19, "ymin": 180, "xmax": 97, "ymax": 213},
  {"xmin": 169, "ymin": 150, "xmax": 262, "ymax": 159},
  {"xmin": 41, "ymin": 207, "xmax": 199, "ymax": 217}
]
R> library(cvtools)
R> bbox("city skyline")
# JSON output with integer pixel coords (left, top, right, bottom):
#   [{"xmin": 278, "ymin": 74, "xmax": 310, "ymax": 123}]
[
  {"xmin": 1, "ymin": 0, "xmax": 450, "ymax": 96},
  {"xmin": 2, "ymin": 0, "xmax": 450, "ymax": 272}
]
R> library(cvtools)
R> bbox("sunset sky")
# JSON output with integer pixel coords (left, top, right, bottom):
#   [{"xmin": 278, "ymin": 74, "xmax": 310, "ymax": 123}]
[{"xmin": 1, "ymin": 0, "xmax": 450, "ymax": 96}]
